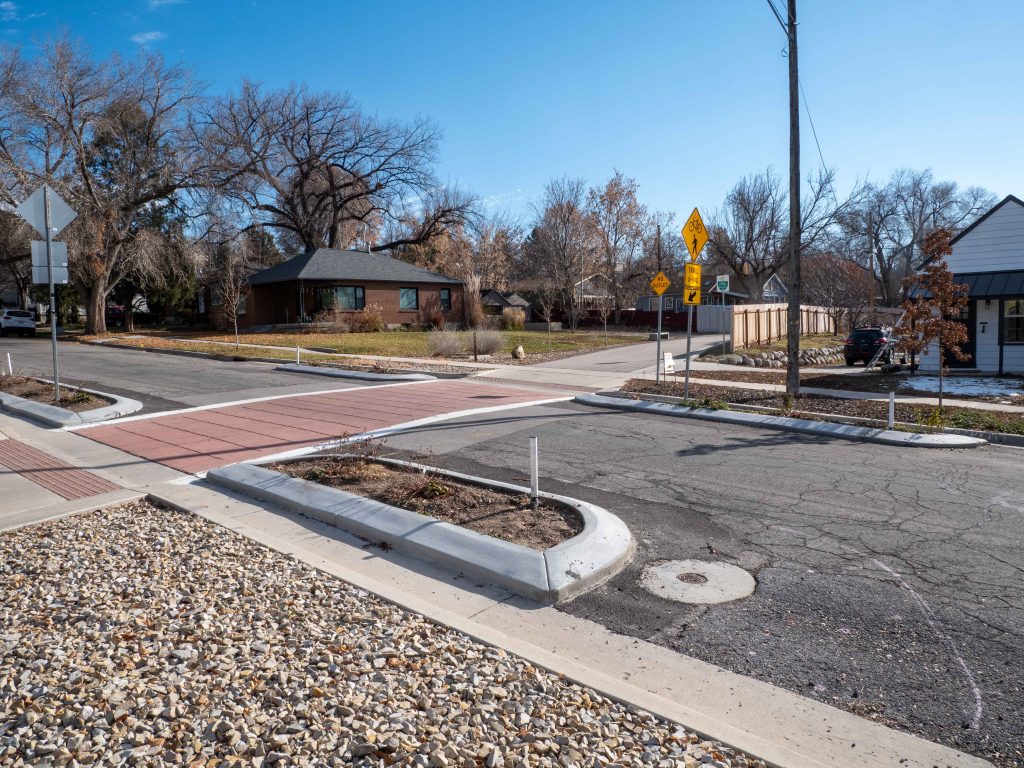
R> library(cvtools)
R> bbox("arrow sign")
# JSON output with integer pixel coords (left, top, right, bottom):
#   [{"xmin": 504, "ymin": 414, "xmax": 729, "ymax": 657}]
[
  {"xmin": 684, "ymin": 288, "xmax": 701, "ymax": 305},
  {"xmin": 15, "ymin": 184, "xmax": 77, "ymax": 238}
]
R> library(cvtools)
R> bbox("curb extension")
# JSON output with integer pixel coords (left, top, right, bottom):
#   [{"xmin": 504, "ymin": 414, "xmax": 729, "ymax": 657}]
[
  {"xmin": 0, "ymin": 383, "xmax": 143, "ymax": 428},
  {"xmin": 575, "ymin": 393, "xmax": 987, "ymax": 449},
  {"xmin": 205, "ymin": 455, "xmax": 633, "ymax": 604}
]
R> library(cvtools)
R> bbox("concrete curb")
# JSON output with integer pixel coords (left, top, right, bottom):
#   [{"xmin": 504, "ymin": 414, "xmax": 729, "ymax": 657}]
[
  {"xmin": 0, "ymin": 384, "xmax": 143, "ymax": 428},
  {"xmin": 274, "ymin": 362, "xmax": 436, "ymax": 382},
  {"xmin": 205, "ymin": 456, "xmax": 633, "ymax": 604},
  {"xmin": 574, "ymin": 393, "xmax": 987, "ymax": 449}
]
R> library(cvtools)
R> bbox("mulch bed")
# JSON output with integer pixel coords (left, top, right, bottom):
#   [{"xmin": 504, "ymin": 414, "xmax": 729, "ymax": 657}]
[
  {"xmin": 267, "ymin": 457, "xmax": 582, "ymax": 550},
  {"xmin": 0, "ymin": 376, "xmax": 110, "ymax": 412},
  {"xmin": 622, "ymin": 378, "xmax": 1024, "ymax": 436}
]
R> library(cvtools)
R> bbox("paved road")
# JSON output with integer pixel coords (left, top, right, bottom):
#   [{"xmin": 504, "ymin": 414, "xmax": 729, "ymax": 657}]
[
  {"xmin": 0, "ymin": 336, "xmax": 362, "ymax": 411},
  {"xmin": 382, "ymin": 402, "xmax": 1024, "ymax": 767}
]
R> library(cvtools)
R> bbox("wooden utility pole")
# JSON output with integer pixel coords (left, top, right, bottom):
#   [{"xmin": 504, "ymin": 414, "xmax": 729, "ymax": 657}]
[{"xmin": 785, "ymin": 0, "xmax": 801, "ymax": 396}]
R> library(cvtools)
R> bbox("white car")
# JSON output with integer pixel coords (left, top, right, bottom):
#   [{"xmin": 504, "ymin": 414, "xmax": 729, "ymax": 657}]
[{"xmin": 0, "ymin": 309, "xmax": 36, "ymax": 337}]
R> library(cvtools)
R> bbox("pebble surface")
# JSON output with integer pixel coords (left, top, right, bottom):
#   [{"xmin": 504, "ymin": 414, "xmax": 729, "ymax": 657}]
[{"xmin": 0, "ymin": 501, "xmax": 764, "ymax": 768}]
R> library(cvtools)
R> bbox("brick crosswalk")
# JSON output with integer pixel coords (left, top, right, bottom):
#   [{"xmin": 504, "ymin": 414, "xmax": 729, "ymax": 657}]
[{"xmin": 80, "ymin": 380, "xmax": 556, "ymax": 474}]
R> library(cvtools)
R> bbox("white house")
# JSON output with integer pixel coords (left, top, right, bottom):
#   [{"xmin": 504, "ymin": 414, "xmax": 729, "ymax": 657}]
[{"xmin": 919, "ymin": 195, "xmax": 1024, "ymax": 374}]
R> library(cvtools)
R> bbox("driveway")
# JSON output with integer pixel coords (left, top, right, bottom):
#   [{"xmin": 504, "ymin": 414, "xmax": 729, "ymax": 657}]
[{"xmin": 380, "ymin": 401, "xmax": 1024, "ymax": 767}]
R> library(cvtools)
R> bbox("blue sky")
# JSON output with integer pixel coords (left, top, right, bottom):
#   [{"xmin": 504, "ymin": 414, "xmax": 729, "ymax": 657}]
[{"xmin": 5, "ymin": 1, "xmax": 1024, "ymax": 222}]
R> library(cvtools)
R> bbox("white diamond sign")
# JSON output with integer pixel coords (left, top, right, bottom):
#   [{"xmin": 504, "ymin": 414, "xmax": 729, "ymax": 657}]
[{"xmin": 15, "ymin": 185, "xmax": 77, "ymax": 238}]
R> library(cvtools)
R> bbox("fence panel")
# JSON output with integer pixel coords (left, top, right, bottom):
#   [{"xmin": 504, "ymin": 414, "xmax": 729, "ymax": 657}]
[{"xmin": 730, "ymin": 304, "xmax": 836, "ymax": 350}]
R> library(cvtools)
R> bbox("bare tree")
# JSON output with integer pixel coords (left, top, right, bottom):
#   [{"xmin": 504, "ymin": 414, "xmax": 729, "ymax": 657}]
[
  {"xmin": 0, "ymin": 38, "xmax": 205, "ymax": 334},
  {"xmin": 802, "ymin": 252, "xmax": 876, "ymax": 335},
  {"xmin": 588, "ymin": 171, "xmax": 648, "ymax": 324},
  {"xmin": 837, "ymin": 169, "xmax": 995, "ymax": 306},
  {"xmin": 213, "ymin": 238, "xmax": 251, "ymax": 347},
  {"xmin": 524, "ymin": 177, "xmax": 597, "ymax": 331},
  {"xmin": 706, "ymin": 167, "xmax": 864, "ymax": 301},
  {"xmin": 0, "ymin": 211, "xmax": 32, "ymax": 309},
  {"xmin": 201, "ymin": 82, "xmax": 473, "ymax": 254}
]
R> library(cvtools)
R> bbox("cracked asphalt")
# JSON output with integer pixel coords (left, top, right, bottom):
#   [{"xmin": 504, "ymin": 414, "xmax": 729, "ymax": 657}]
[{"xmin": 385, "ymin": 400, "xmax": 1024, "ymax": 768}]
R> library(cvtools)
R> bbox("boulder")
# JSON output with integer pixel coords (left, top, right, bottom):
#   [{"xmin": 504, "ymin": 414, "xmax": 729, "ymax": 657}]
[
  {"xmin": 512, "ymin": 345, "xmax": 526, "ymax": 360},
  {"xmin": 721, "ymin": 354, "xmax": 742, "ymax": 365}
]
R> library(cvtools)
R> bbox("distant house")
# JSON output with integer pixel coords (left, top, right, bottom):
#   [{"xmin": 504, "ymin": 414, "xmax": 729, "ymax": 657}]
[
  {"xmin": 761, "ymin": 273, "xmax": 788, "ymax": 303},
  {"xmin": 917, "ymin": 195, "xmax": 1024, "ymax": 374},
  {"xmin": 240, "ymin": 248, "xmax": 463, "ymax": 328},
  {"xmin": 480, "ymin": 289, "xmax": 533, "ymax": 321},
  {"xmin": 635, "ymin": 277, "xmax": 749, "ymax": 312},
  {"xmin": 572, "ymin": 274, "xmax": 614, "ymax": 309}
]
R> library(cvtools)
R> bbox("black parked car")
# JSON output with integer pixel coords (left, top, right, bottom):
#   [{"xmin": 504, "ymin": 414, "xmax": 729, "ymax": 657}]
[{"xmin": 844, "ymin": 326, "xmax": 893, "ymax": 366}]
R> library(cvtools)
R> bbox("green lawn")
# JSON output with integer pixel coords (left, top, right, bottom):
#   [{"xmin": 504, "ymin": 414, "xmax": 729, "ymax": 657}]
[{"xmin": 193, "ymin": 329, "xmax": 646, "ymax": 357}]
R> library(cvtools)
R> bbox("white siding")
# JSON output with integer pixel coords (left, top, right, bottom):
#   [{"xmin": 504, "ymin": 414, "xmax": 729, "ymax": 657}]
[{"xmin": 947, "ymin": 199, "xmax": 1024, "ymax": 274}]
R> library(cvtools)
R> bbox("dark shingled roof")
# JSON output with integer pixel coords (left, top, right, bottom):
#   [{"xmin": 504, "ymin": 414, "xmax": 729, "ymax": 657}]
[
  {"xmin": 248, "ymin": 248, "xmax": 462, "ymax": 286},
  {"xmin": 909, "ymin": 270, "xmax": 1024, "ymax": 299}
]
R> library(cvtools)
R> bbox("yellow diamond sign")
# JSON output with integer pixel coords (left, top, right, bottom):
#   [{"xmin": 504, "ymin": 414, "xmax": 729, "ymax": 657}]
[
  {"xmin": 682, "ymin": 207, "xmax": 708, "ymax": 262},
  {"xmin": 650, "ymin": 271, "xmax": 671, "ymax": 296},
  {"xmin": 683, "ymin": 288, "xmax": 701, "ymax": 305}
]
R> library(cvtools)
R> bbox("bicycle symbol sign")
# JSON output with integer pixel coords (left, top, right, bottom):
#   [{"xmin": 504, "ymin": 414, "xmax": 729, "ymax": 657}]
[{"xmin": 682, "ymin": 208, "xmax": 708, "ymax": 262}]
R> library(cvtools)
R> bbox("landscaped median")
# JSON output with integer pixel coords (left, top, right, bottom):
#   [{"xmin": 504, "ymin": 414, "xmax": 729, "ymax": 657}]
[
  {"xmin": 0, "ymin": 375, "xmax": 142, "ymax": 427},
  {"xmin": 574, "ymin": 389, "xmax": 988, "ymax": 449},
  {"xmin": 205, "ymin": 453, "xmax": 634, "ymax": 604}
]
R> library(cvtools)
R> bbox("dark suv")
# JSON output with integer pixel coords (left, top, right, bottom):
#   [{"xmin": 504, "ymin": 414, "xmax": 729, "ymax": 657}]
[{"xmin": 844, "ymin": 326, "xmax": 893, "ymax": 366}]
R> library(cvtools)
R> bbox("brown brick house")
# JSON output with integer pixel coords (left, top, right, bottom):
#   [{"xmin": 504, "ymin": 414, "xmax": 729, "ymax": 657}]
[{"xmin": 235, "ymin": 248, "xmax": 464, "ymax": 328}]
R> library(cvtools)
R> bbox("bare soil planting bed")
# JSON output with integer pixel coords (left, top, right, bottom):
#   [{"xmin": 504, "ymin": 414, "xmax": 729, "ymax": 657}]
[
  {"xmin": 623, "ymin": 378, "xmax": 1024, "ymax": 436},
  {"xmin": 0, "ymin": 501, "xmax": 761, "ymax": 767},
  {"xmin": 268, "ymin": 457, "xmax": 582, "ymax": 550},
  {"xmin": 0, "ymin": 376, "xmax": 111, "ymax": 412}
]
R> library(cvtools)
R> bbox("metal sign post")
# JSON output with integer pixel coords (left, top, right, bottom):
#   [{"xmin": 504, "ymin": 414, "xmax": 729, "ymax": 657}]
[
  {"xmin": 43, "ymin": 187, "xmax": 60, "ymax": 401},
  {"xmin": 15, "ymin": 185, "xmax": 76, "ymax": 404},
  {"xmin": 680, "ymin": 208, "xmax": 709, "ymax": 402},
  {"xmin": 649, "ymin": 271, "xmax": 671, "ymax": 383}
]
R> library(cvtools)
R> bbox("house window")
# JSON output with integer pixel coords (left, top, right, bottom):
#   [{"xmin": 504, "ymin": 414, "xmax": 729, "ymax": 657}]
[
  {"xmin": 664, "ymin": 297, "xmax": 674, "ymax": 310},
  {"xmin": 439, "ymin": 288, "xmax": 452, "ymax": 311},
  {"xmin": 1005, "ymin": 299, "xmax": 1024, "ymax": 343},
  {"xmin": 316, "ymin": 286, "xmax": 364, "ymax": 311},
  {"xmin": 399, "ymin": 287, "xmax": 419, "ymax": 311}
]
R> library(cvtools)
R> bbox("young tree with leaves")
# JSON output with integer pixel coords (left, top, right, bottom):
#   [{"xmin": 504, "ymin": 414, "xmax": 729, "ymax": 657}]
[{"xmin": 899, "ymin": 229, "xmax": 970, "ymax": 410}]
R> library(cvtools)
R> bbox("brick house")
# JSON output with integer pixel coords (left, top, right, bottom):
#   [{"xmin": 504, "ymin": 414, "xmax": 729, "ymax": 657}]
[{"xmin": 235, "ymin": 248, "xmax": 464, "ymax": 328}]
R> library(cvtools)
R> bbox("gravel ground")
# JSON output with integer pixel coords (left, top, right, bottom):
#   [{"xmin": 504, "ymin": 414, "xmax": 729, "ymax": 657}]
[
  {"xmin": 0, "ymin": 376, "xmax": 112, "ymax": 413},
  {"xmin": 0, "ymin": 501, "xmax": 762, "ymax": 768}
]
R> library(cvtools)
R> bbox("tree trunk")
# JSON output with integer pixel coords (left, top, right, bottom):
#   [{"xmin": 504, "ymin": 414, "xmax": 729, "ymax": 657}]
[
  {"xmin": 234, "ymin": 314, "xmax": 240, "ymax": 348},
  {"xmin": 85, "ymin": 281, "xmax": 108, "ymax": 335},
  {"xmin": 938, "ymin": 364, "xmax": 944, "ymax": 412},
  {"xmin": 123, "ymin": 291, "xmax": 136, "ymax": 333}
]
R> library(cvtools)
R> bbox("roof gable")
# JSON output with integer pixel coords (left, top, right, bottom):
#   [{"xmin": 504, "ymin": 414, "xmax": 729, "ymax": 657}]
[{"xmin": 949, "ymin": 195, "xmax": 1024, "ymax": 245}]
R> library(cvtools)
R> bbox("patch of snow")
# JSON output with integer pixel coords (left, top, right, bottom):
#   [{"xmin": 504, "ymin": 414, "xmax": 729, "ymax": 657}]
[{"xmin": 900, "ymin": 376, "xmax": 1024, "ymax": 397}]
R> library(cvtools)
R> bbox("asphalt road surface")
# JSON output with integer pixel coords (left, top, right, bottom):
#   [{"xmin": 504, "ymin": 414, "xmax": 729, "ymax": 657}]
[
  {"xmin": 384, "ymin": 401, "xmax": 1024, "ymax": 767},
  {"xmin": 0, "ymin": 336, "xmax": 363, "ymax": 411}
]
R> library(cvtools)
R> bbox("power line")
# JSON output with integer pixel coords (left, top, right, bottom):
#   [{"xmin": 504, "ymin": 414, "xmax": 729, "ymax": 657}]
[
  {"xmin": 798, "ymin": 78, "xmax": 829, "ymax": 179},
  {"xmin": 765, "ymin": 0, "xmax": 787, "ymax": 34}
]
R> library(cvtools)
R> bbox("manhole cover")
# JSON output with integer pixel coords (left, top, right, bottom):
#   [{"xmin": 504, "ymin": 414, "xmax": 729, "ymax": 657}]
[{"xmin": 641, "ymin": 559, "xmax": 755, "ymax": 604}]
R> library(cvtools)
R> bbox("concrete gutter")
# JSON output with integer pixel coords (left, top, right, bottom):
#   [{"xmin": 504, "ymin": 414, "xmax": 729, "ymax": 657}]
[
  {"xmin": 274, "ymin": 362, "xmax": 435, "ymax": 382},
  {"xmin": 205, "ymin": 455, "xmax": 633, "ymax": 604},
  {"xmin": 575, "ymin": 392, "xmax": 987, "ymax": 449},
  {"xmin": 0, "ymin": 383, "xmax": 143, "ymax": 428}
]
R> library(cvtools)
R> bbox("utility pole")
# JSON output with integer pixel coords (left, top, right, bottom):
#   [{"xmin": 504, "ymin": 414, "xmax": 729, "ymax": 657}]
[{"xmin": 784, "ymin": 0, "xmax": 801, "ymax": 397}]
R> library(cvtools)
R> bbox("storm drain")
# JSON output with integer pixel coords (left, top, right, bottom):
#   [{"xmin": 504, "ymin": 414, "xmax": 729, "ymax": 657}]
[{"xmin": 640, "ymin": 559, "xmax": 755, "ymax": 604}]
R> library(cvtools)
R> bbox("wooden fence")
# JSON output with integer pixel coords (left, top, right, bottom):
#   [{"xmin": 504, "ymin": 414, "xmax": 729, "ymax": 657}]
[{"xmin": 730, "ymin": 304, "xmax": 835, "ymax": 350}]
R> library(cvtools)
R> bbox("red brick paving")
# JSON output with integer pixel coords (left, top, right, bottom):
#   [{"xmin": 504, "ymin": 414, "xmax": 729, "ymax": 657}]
[
  {"xmin": 0, "ymin": 439, "xmax": 121, "ymax": 500},
  {"xmin": 80, "ymin": 380, "xmax": 555, "ymax": 474}
]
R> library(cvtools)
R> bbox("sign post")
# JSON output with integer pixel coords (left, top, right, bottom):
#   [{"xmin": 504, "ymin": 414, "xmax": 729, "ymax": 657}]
[
  {"xmin": 15, "ymin": 185, "xmax": 77, "ymax": 403},
  {"xmin": 681, "ymin": 208, "xmax": 708, "ymax": 400},
  {"xmin": 649, "ymin": 271, "xmax": 671, "ymax": 382},
  {"xmin": 715, "ymin": 274, "xmax": 730, "ymax": 352}
]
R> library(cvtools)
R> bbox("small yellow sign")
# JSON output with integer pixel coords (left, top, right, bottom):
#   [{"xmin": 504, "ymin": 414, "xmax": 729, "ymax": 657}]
[
  {"xmin": 650, "ymin": 271, "xmax": 671, "ymax": 296},
  {"xmin": 683, "ymin": 287, "xmax": 701, "ymax": 306},
  {"xmin": 682, "ymin": 208, "xmax": 708, "ymax": 262},
  {"xmin": 684, "ymin": 262, "xmax": 702, "ymax": 289}
]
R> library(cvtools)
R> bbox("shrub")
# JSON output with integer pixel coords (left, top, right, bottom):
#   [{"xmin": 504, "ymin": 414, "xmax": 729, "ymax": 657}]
[
  {"xmin": 463, "ymin": 274, "xmax": 485, "ymax": 328},
  {"xmin": 312, "ymin": 309, "xmax": 351, "ymax": 333},
  {"xmin": 471, "ymin": 328, "xmax": 505, "ymax": 355},
  {"xmin": 353, "ymin": 303, "xmax": 385, "ymax": 332},
  {"xmin": 422, "ymin": 297, "xmax": 445, "ymax": 329},
  {"xmin": 501, "ymin": 307, "xmax": 525, "ymax": 331},
  {"xmin": 428, "ymin": 329, "xmax": 465, "ymax": 357}
]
